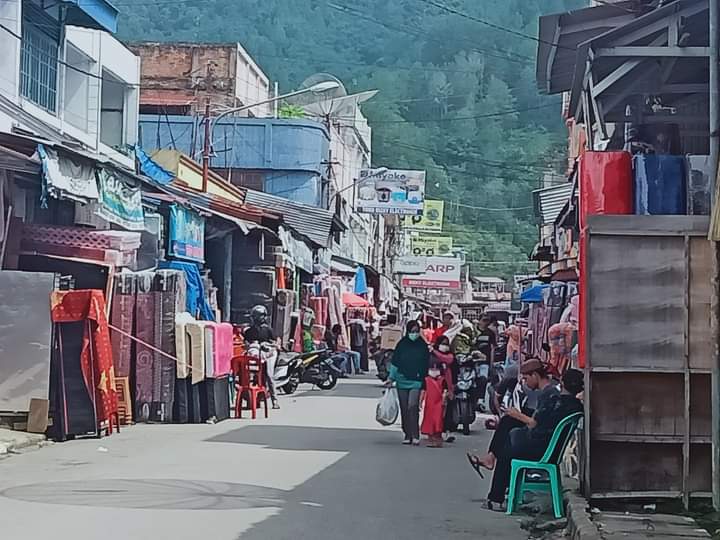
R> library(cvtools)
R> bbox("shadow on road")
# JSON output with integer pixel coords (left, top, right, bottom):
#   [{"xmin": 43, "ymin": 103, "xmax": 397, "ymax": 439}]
[{"xmin": 1, "ymin": 478, "xmax": 285, "ymax": 510}]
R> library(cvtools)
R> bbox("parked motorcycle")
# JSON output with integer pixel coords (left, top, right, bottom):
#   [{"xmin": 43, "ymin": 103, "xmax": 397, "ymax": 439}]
[
  {"xmin": 454, "ymin": 353, "xmax": 478, "ymax": 435},
  {"xmin": 277, "ymin": 349, "xmax": 341, "ymax": 393}
]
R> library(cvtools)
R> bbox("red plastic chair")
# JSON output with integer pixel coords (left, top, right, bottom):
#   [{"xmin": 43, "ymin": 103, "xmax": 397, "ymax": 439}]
[{"xmin": 232, "ymin": 354, "xmax": 269, "ymax": 419}]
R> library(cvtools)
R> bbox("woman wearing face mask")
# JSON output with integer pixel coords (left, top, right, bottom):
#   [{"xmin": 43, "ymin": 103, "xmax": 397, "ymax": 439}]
[
  {"xmin": 386, "ymin": 320, "xmax": 430, "ymax": 445},
  {"xmin": 432, "ymin": 335, "xmax": 457, "ymax": 443}
]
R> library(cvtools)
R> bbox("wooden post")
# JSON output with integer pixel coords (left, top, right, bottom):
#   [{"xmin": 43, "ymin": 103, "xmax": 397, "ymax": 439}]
[
  {"xmin": 712, "ymin": 238, "xmax": 720, "ymax": 510},
  {"xmin": 201, "ymin": 98, "xmax": 211, "ymax": 193},
  {"xmin": 223, "ymin": 233, "xmax": 232, "ymax": 322}
]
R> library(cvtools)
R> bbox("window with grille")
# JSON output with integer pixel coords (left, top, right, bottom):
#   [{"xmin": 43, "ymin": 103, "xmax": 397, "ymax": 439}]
[{"xmin": 20, "ymin": 4, "xmax": 60, "ymax": 113}]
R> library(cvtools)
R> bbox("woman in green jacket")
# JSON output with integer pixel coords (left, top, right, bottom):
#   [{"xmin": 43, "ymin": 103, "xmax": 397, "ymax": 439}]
[{"xmin": 387, "ymin": 320, "xmax": 430, "ymax": 445}]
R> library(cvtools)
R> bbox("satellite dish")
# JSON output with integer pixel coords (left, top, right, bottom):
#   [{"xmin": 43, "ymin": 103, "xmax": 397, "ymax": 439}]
[{"xmin": 289, "ymin": 73, "xmax": 347, "ymax": 111}]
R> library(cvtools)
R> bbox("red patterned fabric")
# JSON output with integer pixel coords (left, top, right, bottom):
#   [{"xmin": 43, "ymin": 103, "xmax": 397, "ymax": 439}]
[{"xmin": 51, "ymin": 290, "xmax": 118, "ymax": 433}]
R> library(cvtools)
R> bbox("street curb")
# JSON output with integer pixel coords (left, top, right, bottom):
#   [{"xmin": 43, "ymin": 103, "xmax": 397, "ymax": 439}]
[
  {"xmin": 0, "ymin": 433, "xmax": 46, "ymax": 456},
  {"xmin": 565, "ymin": 489, "xmax": 602, "ymax": 540}
]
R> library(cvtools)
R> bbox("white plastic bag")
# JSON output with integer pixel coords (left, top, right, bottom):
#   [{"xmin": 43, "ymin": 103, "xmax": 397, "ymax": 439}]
[{"xmin": 376, "ymin": 387, "xmax": 399, "ymax": 426}]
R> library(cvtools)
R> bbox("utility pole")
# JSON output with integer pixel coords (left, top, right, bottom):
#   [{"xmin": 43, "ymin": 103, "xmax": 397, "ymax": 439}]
[{"xmin": 202, "ymin": 98, "xmax": 210, "ymax": 193}]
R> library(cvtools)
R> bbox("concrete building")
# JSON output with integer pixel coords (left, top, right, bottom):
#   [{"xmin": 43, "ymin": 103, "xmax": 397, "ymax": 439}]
[
  {"xmin": 128, "ymin": 42, "xmax": 272, "ymax": 117},
  {"xmin": 0, "ymin": 0, "xmax": 140, "ymax": 169}
]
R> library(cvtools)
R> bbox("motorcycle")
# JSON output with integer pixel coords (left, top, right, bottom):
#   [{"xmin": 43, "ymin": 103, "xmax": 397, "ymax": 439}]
[
  {"xmin": 484, "ymin": 361, "xmax": 507, "ymax": 416},
  {"xmin": 470, "ymin": 350, "xmax": 490, "ymax": 413},
  {"xmin": 453, "ymin": 353, "xmax": 478, "ymax": 435},
  {"xmin": 277, "ymin": 349, "xmax": 342, "ymax": 393},
  {"xmin": 246, "ymin": 342, "xmax": 341, "ymax": 394}
]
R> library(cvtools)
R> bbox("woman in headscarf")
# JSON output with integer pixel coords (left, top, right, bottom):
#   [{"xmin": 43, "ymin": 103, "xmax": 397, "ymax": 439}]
[{"xmin": 387, "ymin": 320, "xmax": 430, "ymax": 445}]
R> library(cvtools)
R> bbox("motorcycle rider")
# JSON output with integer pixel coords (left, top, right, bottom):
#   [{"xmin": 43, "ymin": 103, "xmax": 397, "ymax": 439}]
[{"xmin": 244, "ymin": 305, "xmax": 280, "ymax": 409}]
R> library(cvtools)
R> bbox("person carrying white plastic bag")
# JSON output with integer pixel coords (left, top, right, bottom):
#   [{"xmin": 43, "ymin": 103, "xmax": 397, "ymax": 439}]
[{"xmin": 376, "ymin": 386, "xmax": 400, "ymax": 426}]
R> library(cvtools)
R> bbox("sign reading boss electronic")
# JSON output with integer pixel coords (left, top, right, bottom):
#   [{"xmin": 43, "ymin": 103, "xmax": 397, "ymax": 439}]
[{"xmin": 401, "ymin": 256, "xmax": 462, "ymax": 289}]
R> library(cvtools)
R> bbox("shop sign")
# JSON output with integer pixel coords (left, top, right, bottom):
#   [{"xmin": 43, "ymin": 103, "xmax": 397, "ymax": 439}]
[
  {"xmin": 279, "ymin": 226, "xmax": 314, "ymax": 273},
  {"xmin": 394, "ymin": 256, "xmax": 427, "ymax": 275},
  {"xmin": 410, "ymin": 235, "xmax": 453, "ymax": 257},
  {"xmin": 400, "ymin": 200, "xmax": 444, "ymax": 231},
  {"xmin": 168, "ymin": 204, "xmax": 204, "ymax": 262},
  {"xmin": 96, "ymin": 167, "xmax": 145, "ymax": 231},
  {"xmin": 356, "ymin": 168, "xmax": 426, "ymax": 215},
  {"xmin": 401, "ymin": 256, "xmax": 462, "ymax": 289}
]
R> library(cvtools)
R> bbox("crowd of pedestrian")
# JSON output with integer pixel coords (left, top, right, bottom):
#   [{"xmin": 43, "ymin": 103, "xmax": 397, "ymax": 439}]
[{"xmin": 384, "ymin": 311, "xmax": 584, "ymax": 511}]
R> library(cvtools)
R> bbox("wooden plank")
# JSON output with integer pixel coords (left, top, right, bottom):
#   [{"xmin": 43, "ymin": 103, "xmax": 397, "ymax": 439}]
[
  {"xmin": 591, "ymin": 373, "xmax": 685, "ymax": 437},
  {"xmin": 591, "ymin": 491, "xmax": 682, "ymax": 499},
  {"xmin": 712, "ymin": 241, "xmax": 720, "ymax": 510},
  {"xmin": 595, "ymin": 46, "xmax": 710, "ymax": 57},
  {"xmin": 26, "ymin": 398, "xmax": 48, "ymax": 434},
  {"xmin": 690, "ymin": 374, "xmax": 712, "ymax": 439},
  {"xmin": 689, "ymin": 239, "xmax": 713, "ymax": 370},
  {"xmin": 689, "ymin": 443, "xmax": 713, "ymax": 493},
  {"xmin": 684, "ymin": 236, "xmax": 691, "ymax": 509},
  {"xmin": 587, "ymin": 215, "xmax": 711, "ymax": 236},
  {"xmin": 590, "ymin": 441, "xmax": 683, "ymax": 493},
  {"xmin": 588, "ymin": 235, "xmax": 685, "ymax": 370}
]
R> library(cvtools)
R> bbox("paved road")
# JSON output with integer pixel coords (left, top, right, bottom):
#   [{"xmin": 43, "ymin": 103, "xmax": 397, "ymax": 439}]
[{"xmin": 0, "ymin": 376, "xmax": 525, "ymax": 540}]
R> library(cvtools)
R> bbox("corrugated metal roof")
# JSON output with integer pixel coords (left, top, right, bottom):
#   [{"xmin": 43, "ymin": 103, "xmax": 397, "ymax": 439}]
[
  {"xmin": 244, "ymin": 189, "xmax": 338, "ymax": 248},
  {"xmin": 533, "ymin": 183, "xmax": 574, "ymax": 225}
]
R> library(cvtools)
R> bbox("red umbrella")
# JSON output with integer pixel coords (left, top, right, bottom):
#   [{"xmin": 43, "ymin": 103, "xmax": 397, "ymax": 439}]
[{"xmin": 342, "ymin": 292, "xmax": 370, "ymax": 307}]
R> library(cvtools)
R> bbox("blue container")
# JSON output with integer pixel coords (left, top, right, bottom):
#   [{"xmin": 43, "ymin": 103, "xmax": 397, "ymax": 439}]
[{"xmin": 633, "ymin": 154, "xmax": 686, "ymax": 215}]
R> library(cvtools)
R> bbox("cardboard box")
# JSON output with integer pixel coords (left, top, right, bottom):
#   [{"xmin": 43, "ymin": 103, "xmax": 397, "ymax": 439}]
[{"xmin": 380, "ymin": 326, "xmax": 403, "ymax": 349}]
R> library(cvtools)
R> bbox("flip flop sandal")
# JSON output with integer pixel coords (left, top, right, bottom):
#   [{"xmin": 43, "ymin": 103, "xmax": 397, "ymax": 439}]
[{"xmin": 466, "ymin": 453, "xmax": 485, "ymax": 479}]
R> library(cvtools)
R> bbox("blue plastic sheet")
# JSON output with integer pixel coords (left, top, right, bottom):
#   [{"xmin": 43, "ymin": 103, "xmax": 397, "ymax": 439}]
[
  {"xmin": 520, "ymin": 284, "xmax": 549, "ymax": 304},
  {"xmin": 158, "ymin": 260, "xmax": 215, "ymax": 321},
  {"xmin": 633, "ymin": 154, "xmax": 686, "ymax": 215},
  {"xmin": 354, "ymin": 266, "xmax": 368, "ymax": 295}
]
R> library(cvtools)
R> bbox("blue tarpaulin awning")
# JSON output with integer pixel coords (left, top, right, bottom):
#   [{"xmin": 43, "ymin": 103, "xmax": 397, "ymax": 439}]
[
  {"xmin": 63, "ymin": 0, "xmax": 119, "ymax": 33},
  {"xmin": 520, "ymin": 284, "xmax": 549, "ymax": 304}
]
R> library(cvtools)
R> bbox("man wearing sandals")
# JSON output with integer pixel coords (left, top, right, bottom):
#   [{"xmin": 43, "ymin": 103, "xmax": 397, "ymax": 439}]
[{"xmin": 467, "ymin": 366, "xmax": 584, "ymax": 511}]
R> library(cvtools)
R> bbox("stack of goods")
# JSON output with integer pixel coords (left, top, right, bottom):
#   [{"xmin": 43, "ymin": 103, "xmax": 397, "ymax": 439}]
[
  {"xmin": 152, "ymin": 270, "xmax": 183, "ymax": 422},
  {"xmin": 110, "ymin": 273, "xmax": 136, "ymax": 425},
  {"xmin": 633, "ymin": 154, "xmax": 686, "ymax": 215},
  {"xmin": 578, "ymin": 151, "xmax": 633, "ymax": 369},
  {"xmin": 274, "ymin": 289, "xmax": 295, "ymax": 345},
  {"xmin": 134, "ymin": 272, "xmax": 156, "ymax": 422},
  {"xmin": 686, "ymin": 155, "xmax": 712, "ymax": 215},
  {"xmin": 21, "ymin": 225, "xmax": 142, "ymax": 267},
  {"xmin": 200, "ymin": 322, "xmax": 233, "ymax": 422},
  {"xmin": 231, "ymin": 268, "xmax": 275, "ymax": 323},
  {"xmin": 49, "ymin": 290, "xmax": 118, "ymax": 440}
]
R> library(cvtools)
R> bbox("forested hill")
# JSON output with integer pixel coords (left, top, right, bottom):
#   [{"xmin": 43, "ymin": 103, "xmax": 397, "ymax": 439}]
[{"xmin": 118, "ymin": 0, "xmax": 584, "ymax": 278}]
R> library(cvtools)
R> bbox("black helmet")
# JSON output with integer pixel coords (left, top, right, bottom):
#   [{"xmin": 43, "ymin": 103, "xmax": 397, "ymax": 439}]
[{"xmin": 250, "ymin": 305, "xmax": 268, "ymax": 325}]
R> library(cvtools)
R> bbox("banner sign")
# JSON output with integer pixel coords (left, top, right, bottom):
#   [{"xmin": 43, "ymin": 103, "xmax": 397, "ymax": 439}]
[
  {"xmin": 394, "ymin": 256, "xmax": 427, "ymax": 274},
  {"xmin": 168, "ymin": 204, "xmax": 204, "ymax": 262},
  {"xmin": 400, "ymin": 200, "xmax": 444, "ymax": 231},
  {"xmin": 401, "ymin": 256, "xmax": 462, "ymax": 289},
  {"xmin": 96, "ymin": 167, "xmax": 145, "ymax": 231},
  {"xmin": 356, "ymin": 168, "xmax": 426, "ymax": 215},
  {"xmin": 410, "ymin": 235, "xmax": 453, "ymax": 257}
]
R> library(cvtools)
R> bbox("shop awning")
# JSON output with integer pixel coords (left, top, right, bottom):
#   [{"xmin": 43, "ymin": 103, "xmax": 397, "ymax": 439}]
[
  {"xmin": 342, "ymin": 292, "xmax": 370, "ymax": 307},
  {"xmin": 63, "ymin": 0, "xmax": 119, "ymax": 34},
  {"xmin": 520, "ymin": 284, "xmax": 549, "ymax": 303},
  {"xmin": 0, "ymin": 144, "xmax": 41, "ymax": 175},
  {"xmin": 533, "ymin": 183, "xmax": 575, "ymax": 225},
  {"xmin": 245, "ymin": 188, "xmax": 344, "ymax": 248},
  {"xmin": 536, "ymin": 2, "xmax": 640, "ymax": 95},
  {"xmin": 330, "ymin": 258, "xmax": 356, "ymax": 275}
]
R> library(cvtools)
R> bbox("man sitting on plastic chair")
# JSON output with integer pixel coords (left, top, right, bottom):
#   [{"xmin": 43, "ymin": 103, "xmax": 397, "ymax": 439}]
[{"xmin": 481, "ymin": 367, "xmax": 583, "ymax": 512}]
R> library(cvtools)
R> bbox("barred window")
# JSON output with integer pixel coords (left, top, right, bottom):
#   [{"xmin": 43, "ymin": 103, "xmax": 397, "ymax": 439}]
[{"xmin": 20, "ymin": 18, "xmax": 59, "ymax": 113}]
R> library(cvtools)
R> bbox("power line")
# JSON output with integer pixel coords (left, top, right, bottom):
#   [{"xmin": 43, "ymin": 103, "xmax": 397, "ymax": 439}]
[
  {"xmin": 340, "ymin": 102, "xmax": 557, "ymax": 125},
  {"xmin": 416, "ymin": 0, "xmax": 576, "ymax": 51}
]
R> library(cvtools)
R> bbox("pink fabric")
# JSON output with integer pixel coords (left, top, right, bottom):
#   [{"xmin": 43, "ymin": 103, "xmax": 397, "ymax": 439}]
[
  {"xmin": 505, "ymin": 325, "xmax": 525, "ymax": 363},
  {"xmin": 548, "ymin": 322, "xmax": 574, "ymax": 377},
  {"xmin": 421, "ymin": 376, "xmax": 446, "ymax": 436},
  {"xmin": 214, "ymin": 323, "xmax": 234, "ymax": 376}
]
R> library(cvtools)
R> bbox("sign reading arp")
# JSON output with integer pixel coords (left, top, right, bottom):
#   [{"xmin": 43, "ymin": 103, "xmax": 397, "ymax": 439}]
[{"xmin": 400, "ymin": 256, "xmax": 462, "ymax": 290}]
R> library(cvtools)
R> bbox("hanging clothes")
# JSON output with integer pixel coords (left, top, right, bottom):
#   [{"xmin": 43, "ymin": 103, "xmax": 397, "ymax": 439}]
[{"xmin": 50, "ymin": 290, "xmax": 118, "ymax": 434}]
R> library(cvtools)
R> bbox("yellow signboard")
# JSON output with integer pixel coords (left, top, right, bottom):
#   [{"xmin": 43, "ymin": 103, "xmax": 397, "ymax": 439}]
[
  {"xmin": 410, "ymin": 235, "xmax": 453, "ymax": 257},
  {"xmin": 400, "ymin": 200, "xmax": 444, "ymax": 232}
]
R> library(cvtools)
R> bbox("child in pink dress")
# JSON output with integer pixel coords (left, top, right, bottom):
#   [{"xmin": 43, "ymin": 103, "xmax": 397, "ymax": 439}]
[{"xmin": 421, "ymin": 365, "xmax": 448, "ymax": 448}]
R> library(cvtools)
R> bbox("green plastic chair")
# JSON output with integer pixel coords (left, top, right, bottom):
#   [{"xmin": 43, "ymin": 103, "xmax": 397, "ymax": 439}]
[{"xmin": 506, "ymin": 411, "xmax": 583, "ymax": 518}]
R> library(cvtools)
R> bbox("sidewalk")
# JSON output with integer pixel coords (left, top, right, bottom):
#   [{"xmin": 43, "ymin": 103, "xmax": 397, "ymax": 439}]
[
  {"xmin": 563, "ymin": 483, "xmax": 712, "ymax": 540},
  {"xmin": 0, "ymin": 428, "xmax": 46, "ymax": 456}
]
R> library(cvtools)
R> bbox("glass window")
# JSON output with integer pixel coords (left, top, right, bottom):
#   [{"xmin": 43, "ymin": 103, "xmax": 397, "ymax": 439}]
[{"xmin": 20, "ymin": 20, "xmax": 59, "ymax": 113}]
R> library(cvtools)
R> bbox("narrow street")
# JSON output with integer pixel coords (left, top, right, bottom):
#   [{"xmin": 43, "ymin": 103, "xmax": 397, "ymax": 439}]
[{"xmin": 0, "ymin": 377, "xmax": 524, "ymax": 540}]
